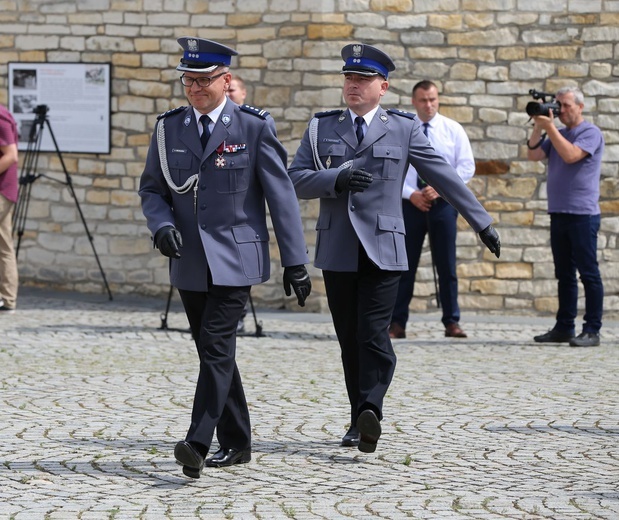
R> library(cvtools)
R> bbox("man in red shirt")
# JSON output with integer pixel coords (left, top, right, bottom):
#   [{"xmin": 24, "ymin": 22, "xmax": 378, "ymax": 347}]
[{"xmin": 0, "ymin": 103, "xmax": 19, "ymax": 313}]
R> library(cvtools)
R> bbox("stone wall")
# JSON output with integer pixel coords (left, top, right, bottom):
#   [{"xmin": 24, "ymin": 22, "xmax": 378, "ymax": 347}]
[{"xmin": 0, "ymin": 0, "xmax": 617, "ymax": 317}]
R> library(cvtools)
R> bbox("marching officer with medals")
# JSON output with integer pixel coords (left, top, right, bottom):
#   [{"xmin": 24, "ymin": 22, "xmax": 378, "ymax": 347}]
[
  {"xmin": 139, "ymin": 37, "xmax": 311, "ymax": 477},
  {"xmin": 288, "ymin": 43, "xmax": 500, "ymax": 453}
]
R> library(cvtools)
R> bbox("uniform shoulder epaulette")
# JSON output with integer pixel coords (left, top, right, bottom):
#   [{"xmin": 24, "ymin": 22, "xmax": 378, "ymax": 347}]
[
  {"xmin": 314, "ymin": 109, "xmax": 344, "ymax": 118},
  {"xmin": 157, "ymin": 106, "xmax": 187, "ymax": 120},
  {"xmin": 240, "ymin": 104, "xmax": 270, "ymax": 119},
  {"xmin": 387, "ymin": 108, "xmax": 416, "ymax": 120}
]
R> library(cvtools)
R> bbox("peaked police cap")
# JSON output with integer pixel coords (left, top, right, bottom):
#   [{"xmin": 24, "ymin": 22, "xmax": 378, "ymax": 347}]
[
  {"xmin": 176, "ymin": 37, "xmax": 238, "ymax": 73},
  {"xmin": 340, "ymin": 43, "xmax": 395, "ymax": 79}
]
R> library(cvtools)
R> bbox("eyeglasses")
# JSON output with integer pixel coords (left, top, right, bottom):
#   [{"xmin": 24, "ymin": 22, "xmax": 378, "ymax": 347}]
[{"xmin": 180, "ymin": 72, "xmax": 226, "ymax": 88}]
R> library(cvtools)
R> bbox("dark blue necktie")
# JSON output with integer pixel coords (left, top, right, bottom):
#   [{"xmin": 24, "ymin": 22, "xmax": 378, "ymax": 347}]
[
  {"xmin": 355, "ymin": 116, "xmax": 364, "ymax": 144},
  {"xmin": 418, "ymin": 122, "xmax": 430, "ymax": 188},
  {"xmin": 200, "ymin": 114, "xmax": 211, "ymax": 149}
]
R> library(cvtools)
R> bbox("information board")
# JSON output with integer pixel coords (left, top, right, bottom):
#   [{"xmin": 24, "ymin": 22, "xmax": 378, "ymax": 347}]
[{"xmin": 8, "ymin": 62, "xmax": 111, "ymax": 154}]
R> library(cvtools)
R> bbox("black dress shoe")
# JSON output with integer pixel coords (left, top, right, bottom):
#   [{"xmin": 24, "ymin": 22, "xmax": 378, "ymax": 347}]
[
  {"xmin": 174, "ymin": 441, "xmax": 204, "ymax": 478},
  {"xmin": 182, "ymin": 465, "xmax": 201, "ymax": 479},
  {"xmin": 204, "ymin": 447, "xmax": 251, "ymax": 468},
  {"xmin": 341, "ymin": 426, "xmax": 359, "ymax": 447},
  {"xmin": 569, "ymin": 332, "xmax": 600, "ymax": 347},
  {"xmin": 357, "ymin": 409, "xmax": 381, "ymax": 453},
  {"xmin": 533, "ymin": 329, "xmax": 574, "ymax": 343}
]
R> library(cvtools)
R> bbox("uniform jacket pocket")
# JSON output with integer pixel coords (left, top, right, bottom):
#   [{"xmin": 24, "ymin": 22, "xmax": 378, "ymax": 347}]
[
  {"xmin": 373, "ymin": 144, "xmax": 402, "ymax": 180},
  {"xmin": 232, "ymin": 223, "xmax": 269, "ymax": 279},
  {"xmin": 318, "ymin": 143, "xmax": 347, "ymax": 168},
  {"xmin": 168, "ymin": 151, "xmax": 193, "ymax": 185},
  {"xmin": 315, "ymin": 212, "xmax": 331, "ymax": 265},
  {"xmin": 376, "ymin": 213, "xmax": 406, "ymax": 266},
  {"xmin": 215, "ymin": 152, "xmax": 250, "ymax": 193}
]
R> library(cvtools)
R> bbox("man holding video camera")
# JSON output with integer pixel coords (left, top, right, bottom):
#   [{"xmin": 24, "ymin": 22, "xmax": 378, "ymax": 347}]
[{"xmin": 526, "ymin": 86, "xmax": 604, "ymax": 347}]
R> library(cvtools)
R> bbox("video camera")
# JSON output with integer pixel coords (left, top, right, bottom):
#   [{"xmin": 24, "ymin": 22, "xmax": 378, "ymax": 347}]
[
  {"xmin": 32, "ymin": 104, "xmax": 50, "ymax": 127},
  {"xmin": 526, "ymin": 89, "xmax": 560, "ymax": 117},
  {"xmin": 33, "ymin": 104, "xmax": 49, "ymax": 116}
]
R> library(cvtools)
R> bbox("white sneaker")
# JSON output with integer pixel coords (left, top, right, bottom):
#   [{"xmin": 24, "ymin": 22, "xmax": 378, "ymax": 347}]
[{"xmin": 0, "ymin": 300, "xmax": 16, "ymax": 314}]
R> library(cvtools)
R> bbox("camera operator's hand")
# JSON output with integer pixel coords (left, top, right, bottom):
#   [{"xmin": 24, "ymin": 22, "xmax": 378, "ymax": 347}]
[
  {"xmin": 478, "ymin": 225, "xmax": 500, "ymax": 258},
  {"xmin": 283, "ymin": 265, "xmax": 311, "ymax": 307},
  {"xmin": 335, "ymin": 168, "xmax": 373, "ymax": 193},
  {"xmin": 532, "ymin": 111, "xmax": 554, "ymax": 132},
  {"xmin": 154, "ymin": 226, "xmax": 183, "ymax": 259}
]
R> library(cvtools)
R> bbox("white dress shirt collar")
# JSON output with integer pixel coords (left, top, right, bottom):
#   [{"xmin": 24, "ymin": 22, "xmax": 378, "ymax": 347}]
[
  {"xmin": 193, "ymin": 97, "xmax": 228, "ymax": 131},
  {"xmin": 349, "ymin": 106, "xmax": 380, "ymax": 128}
]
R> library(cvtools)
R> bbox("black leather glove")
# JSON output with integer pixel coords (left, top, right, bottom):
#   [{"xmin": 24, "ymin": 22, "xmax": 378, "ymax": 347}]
[
  {"xmin": 479, "ymin": 225, "xmax": 500, "ymax": 258},
  {"xmin": 335, "ymin": 168, "xmax": 373, "ymax": 193},
  {"xmin": 283, "ymin": 265, "xmax": 311, "ymax": 307},
  {"xmin": 154, "ymin": 226, "xmax": 183, "ymax": 259}
]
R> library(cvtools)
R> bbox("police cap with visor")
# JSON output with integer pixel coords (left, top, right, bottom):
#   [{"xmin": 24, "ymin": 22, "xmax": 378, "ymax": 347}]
[
  {"xmin": 340, "ymin": 43, "xmax": 396, "ymax": 79},
  {"xmin": 176, "ymin": 37, "xmax": 238, "ymax": 73}
]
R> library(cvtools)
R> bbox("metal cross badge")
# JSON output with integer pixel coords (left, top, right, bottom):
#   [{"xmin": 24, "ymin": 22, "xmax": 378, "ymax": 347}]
[{"xmin": 215, "ymin": 155, "xmax": 226, "ymax": 168}]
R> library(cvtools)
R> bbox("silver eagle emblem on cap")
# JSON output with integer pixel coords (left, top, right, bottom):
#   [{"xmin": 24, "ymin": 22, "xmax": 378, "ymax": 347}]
[
  {"xmin": 187, "ymin": 39, "xmax": 199, "ymax": 52},
  {"xmin": 352, "ymin": 44, "xmax": 363, "ymax": 57}
]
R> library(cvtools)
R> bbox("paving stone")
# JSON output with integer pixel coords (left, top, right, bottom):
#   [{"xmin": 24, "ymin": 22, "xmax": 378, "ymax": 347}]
[{"xmin": 0, "ymin": 287, "xmax": 617, "ymax": 519}]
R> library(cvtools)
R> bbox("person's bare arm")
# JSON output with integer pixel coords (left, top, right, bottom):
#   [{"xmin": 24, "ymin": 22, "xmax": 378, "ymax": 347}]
[
  {"xmin": 0, "ymin": 143, "xmax": 18, "ymax": 175},
  {"xmin": 528, "ymin": 113, "xmax": 587, "ymax": 164}
]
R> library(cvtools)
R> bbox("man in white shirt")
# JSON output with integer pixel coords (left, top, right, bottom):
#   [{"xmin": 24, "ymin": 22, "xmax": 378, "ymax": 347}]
[
  {"xmin": 227, "ymin": 74, "xmax": 247, "ymax": 105},
  {"xmin": 389, "ymin": 80, "xmax": 475, "ymax": 339}
]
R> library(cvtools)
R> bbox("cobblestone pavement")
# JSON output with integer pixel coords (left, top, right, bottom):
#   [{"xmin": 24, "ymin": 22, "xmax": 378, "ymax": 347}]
[{"xmin": 1, "ymin": 287, "xmax": 618, "ymax": 520}]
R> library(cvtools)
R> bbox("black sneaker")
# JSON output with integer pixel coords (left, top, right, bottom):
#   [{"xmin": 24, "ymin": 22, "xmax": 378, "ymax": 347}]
[
  {"xmin": 569, "ymin": 332, "xmax": 600, "ymax": 347},
  {"xmin": 533, "ymin": 329, "xmax": 574, "ymax": 343}
]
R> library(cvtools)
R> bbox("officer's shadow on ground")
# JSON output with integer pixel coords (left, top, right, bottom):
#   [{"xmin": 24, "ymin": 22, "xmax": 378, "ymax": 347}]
[
  {"xmin": 12, "ymin": 322, "xmax": 338, "ymax": 342},
  {"xmin": 2, "ymin": 436, "xmax": 367, "ymax": 490},
  {"xmin": 6, "ymin": 426, "xmax": 618, "ymax": 491}
]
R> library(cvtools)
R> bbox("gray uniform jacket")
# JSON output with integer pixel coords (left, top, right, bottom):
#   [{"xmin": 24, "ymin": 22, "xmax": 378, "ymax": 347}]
[
  {"xmin": 288, "ymin": 107, "xmax": 493, "ymax": 272},
  {"xmin": 139, "ymin": 99, "xmax": 309, "ymax": 291}
]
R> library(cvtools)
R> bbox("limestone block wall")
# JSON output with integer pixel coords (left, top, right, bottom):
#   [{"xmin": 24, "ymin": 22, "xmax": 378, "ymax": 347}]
[{"xmin": 0, "ymin": 0, "xmax": 617, "ymax": 317}]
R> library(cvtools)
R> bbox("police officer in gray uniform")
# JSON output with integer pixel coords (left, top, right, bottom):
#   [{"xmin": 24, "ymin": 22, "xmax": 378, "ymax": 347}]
[
  {"xmin": 289, "ymin": 43, "xmax": 500, "ymax": 453},
  {"xmin": 139, "ymin": 37, "xmax": 311, "ymax": 477}
]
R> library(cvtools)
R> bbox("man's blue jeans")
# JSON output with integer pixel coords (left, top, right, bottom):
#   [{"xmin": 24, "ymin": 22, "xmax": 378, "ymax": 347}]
[{"xmin": 550, "ymin": 213, "xmax": 604, "ymax": 334}]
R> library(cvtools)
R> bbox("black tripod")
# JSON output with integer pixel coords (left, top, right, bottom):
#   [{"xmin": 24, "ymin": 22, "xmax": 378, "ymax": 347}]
[
  {"xmin": 159, "ymin": 285, "xmax": 264, "ymax": 337},
  {"xmin": 13, "ymin": 104, "xmax": 113, "ymax": 300}
]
